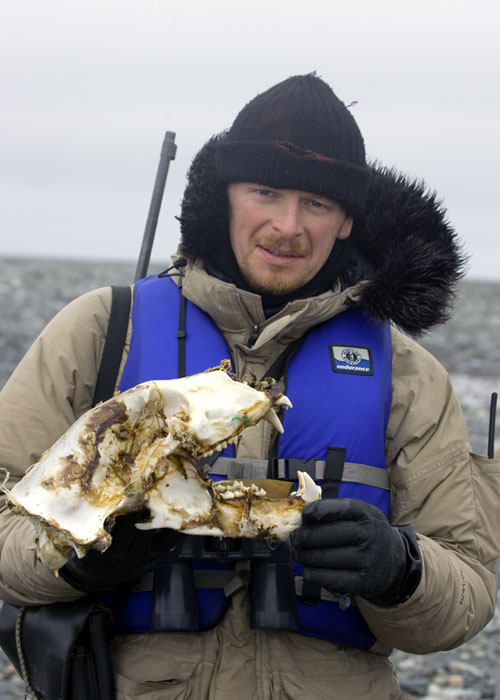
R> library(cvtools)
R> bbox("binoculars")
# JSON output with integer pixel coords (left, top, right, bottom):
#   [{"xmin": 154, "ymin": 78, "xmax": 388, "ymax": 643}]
[{"xmin": 150, "ymin": 535, "xmax": 298, "ymax": 632}]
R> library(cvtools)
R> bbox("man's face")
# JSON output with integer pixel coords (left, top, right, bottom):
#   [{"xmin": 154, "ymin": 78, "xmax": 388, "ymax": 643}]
[{"xmin": 228, "ymin": 183, "xmax": 353, "ymax": 296}]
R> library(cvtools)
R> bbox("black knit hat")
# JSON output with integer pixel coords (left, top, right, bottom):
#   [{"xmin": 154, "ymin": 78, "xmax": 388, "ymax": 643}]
[{"xmin": 214, "ymin": 73, "xmax": 371, "ymax": 216}]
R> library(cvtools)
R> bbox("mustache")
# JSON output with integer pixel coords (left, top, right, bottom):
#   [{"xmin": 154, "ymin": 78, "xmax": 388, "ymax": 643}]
[{"xmin": 256, "ymin": 235, "xmax": 307, "ymax": 255}]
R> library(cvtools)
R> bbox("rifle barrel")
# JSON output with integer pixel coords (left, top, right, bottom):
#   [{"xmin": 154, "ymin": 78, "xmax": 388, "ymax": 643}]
[{"xmin": 134, "ymin": 131, "xmax": 177, "ymax": 281}]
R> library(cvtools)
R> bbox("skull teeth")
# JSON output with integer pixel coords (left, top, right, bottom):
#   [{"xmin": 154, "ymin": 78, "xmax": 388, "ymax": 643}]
[
  {"xmin": 274, "ymin": 395, "xmax": 293, "ymax": 409},
  {"xmin": 263, "ymin": 408, "xmax": 284, "ymax": 433},
  {"xmin": 290, "ymin": 471, "xmax": 322, "ymax": 502}
]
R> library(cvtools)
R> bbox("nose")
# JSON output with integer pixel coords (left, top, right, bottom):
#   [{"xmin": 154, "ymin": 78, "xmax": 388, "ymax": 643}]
[{"xmin": 271, "ymin": 199, "xmax": 303, "ymax": 238}]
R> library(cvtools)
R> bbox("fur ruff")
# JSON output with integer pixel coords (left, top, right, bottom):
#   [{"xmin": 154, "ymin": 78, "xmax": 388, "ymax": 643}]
[{"xmin": 179, "ymin": 138, "xmax": 467, "ymax": 337}]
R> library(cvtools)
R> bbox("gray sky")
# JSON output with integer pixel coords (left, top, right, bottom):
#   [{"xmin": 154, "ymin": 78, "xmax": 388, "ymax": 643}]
[{"xmin": 1, "ymin": 0, "xmax": 499, "ymax": 280}]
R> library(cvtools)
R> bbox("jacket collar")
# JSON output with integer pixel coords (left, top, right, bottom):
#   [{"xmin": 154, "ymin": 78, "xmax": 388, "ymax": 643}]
[{"xmin": 181, "ymin": 259, "xmax": 364, "ymax": 351}]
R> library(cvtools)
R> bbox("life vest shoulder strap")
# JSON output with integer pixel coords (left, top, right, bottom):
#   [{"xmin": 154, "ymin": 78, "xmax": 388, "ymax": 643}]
[{"xmin": 92, "ymin": 285, "xmax": 132, "ymax": 406}]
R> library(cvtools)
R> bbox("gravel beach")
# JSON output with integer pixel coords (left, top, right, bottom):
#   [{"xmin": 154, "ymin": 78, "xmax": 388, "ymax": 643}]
[{"xmin": 0, "ymin": 256, "xmax": 499, "ymax": 699}]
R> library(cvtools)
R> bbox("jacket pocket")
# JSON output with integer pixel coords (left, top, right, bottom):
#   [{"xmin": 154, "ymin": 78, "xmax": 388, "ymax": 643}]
[
  {"xmin": 276, "ymin": 645, "xmax": 407, "ymax": 700},
  {"xmin": 470, "ymin": 453, "xmax": 500, "ymax": 571},
  {"xmin": 111, "ymin": 632, "xmax": 215, "ymax": 700},
  {"xmin": 279, "ymin": 672, "xmax": 409, "ymax": 700},
  {"xmin": 116, "ymin": 676, "xmax": 192, "ymax": 700}
]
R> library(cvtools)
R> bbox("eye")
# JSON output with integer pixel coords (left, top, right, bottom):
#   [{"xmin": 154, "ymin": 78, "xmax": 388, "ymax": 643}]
[
  {"xmin": 255, "ymin": 188, "xmax": 274, "ymax": 197},
  {"xmin": 307, "ymin": 198, "xmax": 330, "ymax": 211}
]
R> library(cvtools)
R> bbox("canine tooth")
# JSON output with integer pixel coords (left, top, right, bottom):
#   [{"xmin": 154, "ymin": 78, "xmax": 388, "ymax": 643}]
[
  {"xmin": 274, "ymin": 395, "xmax": 293, "ymax": 409},
  {"xmin": 264, "ymin": 408, "xmax": 284, "ymax": 433},
  {"xmin": 291, "ymin": 471, "xmax": 322, "ymax": 502}
]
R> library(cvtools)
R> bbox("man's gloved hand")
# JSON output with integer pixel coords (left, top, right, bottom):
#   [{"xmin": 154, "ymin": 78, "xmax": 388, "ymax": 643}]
[
  {"xmin": 291, "ymin": 499, "xmax": 422, "ymax": 606},
  {"xmin": 59, "ymin": 510, "xmax": 181, "ymax": 593}
]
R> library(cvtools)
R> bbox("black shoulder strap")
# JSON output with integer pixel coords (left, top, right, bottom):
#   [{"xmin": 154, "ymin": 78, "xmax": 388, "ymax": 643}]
[{"xmin": 92, "ymin": 285, "xmax": 132, "ymax": 406}]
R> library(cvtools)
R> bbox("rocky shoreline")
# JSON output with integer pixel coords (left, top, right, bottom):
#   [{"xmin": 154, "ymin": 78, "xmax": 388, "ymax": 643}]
[{"xmin": 0, "ymin": 257, "xmax": 499, "ymax": 698}]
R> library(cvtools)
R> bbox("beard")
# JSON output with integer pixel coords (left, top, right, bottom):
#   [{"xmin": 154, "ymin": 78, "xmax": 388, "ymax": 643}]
[
  {"xmin": 237, "ymin": 235, "xmax": 317, "ymax": 296},
  {"xmin": 239, "ymin": 263, "xmax": 309, "ymax": 295},
  {"xmin": 204, "ymin": 233, "xmax": 354, "ymax": 306}
]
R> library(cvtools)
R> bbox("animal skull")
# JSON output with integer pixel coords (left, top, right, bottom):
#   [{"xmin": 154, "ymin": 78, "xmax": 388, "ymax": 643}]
[{"xmin": 6, "ymin": 364, "xmax": 321, "ymax": 571}]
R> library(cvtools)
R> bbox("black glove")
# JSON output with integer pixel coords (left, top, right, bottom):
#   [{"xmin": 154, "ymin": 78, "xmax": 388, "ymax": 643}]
[
  {"xmin": 291, "ymin": 498, "xmax": 422, "ymax": 606},
  {"xmin": 59, "ymin": 510, "xmax": 181, "ymax": 593}
]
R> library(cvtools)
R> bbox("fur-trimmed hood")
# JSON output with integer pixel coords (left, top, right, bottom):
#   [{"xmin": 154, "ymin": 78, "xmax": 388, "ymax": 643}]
[{"xmin": 178, "ymin": 137, "xmax": 467, "ymax": 337}]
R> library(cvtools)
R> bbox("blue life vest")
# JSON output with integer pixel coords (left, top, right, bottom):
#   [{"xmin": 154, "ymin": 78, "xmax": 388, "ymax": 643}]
[{"xmin": 116, "ymin": 274, "xmax": 392, "ymax": 650}]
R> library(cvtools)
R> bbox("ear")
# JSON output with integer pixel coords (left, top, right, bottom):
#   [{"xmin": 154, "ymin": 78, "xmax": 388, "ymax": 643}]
[{"xmin": 337, "ymin": 215, "xmax": 353, "ymax": 240}]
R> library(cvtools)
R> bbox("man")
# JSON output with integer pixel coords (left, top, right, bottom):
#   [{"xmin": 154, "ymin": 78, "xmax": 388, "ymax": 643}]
[{"xmin": 1, "ymin": 73, "xmax": 499, "ymax": 699}]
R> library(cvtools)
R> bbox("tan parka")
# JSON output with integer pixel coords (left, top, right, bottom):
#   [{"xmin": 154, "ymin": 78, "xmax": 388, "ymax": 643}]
[{"xmin": 0, "ymin": 260, "xmax": 499, "ymax": 700}]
